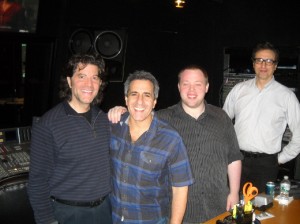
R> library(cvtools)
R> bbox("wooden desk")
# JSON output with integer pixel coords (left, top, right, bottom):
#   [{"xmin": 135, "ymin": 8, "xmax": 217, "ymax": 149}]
[{"xmin": 204, "ymin": 199, "xmax": 300, "ymax": 224}]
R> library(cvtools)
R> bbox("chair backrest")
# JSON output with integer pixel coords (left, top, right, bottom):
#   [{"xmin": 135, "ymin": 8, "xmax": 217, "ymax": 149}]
[{"xmin": 0, "ymin": 173, "xmax": 35, "ymax": 224}]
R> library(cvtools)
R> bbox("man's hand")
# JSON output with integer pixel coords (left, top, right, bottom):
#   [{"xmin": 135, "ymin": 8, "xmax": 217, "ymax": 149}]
[
  {"xmin": 226, "ymin": 192, "xmax": 239, "ymax": 211},
  {"xmin": 107, "ymin": 106, "xmax": 127, "ymax": 123}
]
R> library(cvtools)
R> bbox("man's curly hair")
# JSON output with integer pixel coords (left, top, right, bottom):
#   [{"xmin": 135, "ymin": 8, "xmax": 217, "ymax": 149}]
[{"xmin": 59, "ymin": 53, "xmax": 108, "ymax": 105}]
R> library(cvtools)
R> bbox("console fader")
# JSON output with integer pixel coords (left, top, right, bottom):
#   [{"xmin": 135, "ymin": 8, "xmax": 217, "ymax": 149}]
[{"xmin": 0, "ymin": 126, "xmax": 31, "ymax": 180}]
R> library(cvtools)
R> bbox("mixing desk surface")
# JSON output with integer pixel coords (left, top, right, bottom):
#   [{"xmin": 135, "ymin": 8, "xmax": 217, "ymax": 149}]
[{"xmin": 0, "ymin": 126, "xmax": 31, "ymax": 181}]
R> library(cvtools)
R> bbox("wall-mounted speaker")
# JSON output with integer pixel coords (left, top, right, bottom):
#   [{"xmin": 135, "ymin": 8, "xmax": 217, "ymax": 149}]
[
  {"xmin": 69, "ymin": 29, "xmax": 127, "ymax": 82},
  {"xmin": 69, "ymin": 29, "xmax": 94, "ymax": 55},
  {"xmin": 94, "ymin": 31, "xmax": 123, "ymax": 59}
]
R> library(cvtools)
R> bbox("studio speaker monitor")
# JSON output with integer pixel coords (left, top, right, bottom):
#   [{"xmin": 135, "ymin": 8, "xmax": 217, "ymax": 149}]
[
  {"xmin": 69, "ymin": 29, "xmax": 94, "ymax": 54},
  {"xmin": 69, "ymin": 29, "xmax": 127, "ymax": 82},
  {"xmin": 94, "ymin": 30, "xmax": 123, "ymax": 60},
  {"xmin": 94, "ymin": 30, "xmax": 127, "ymax": 82}
]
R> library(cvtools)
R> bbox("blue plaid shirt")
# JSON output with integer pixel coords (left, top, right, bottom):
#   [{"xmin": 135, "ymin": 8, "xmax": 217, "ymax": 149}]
[{"xmin": 110, "ymin": 113, "xmax": 194, "ymax": 224}]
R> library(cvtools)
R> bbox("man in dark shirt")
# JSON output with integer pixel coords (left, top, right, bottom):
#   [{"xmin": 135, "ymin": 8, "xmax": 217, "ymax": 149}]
[{"xmin": 28, "ymin": 53, "xmax": 112, "ymax": 224}]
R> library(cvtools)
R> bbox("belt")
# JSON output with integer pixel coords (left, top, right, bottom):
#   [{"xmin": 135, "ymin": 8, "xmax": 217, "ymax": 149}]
[
  {"xmin": 50, "ymin": 195, "xmax": 106, "ymax": 207},
  {"xmin": 241, "ymin": 150, "xmax": 275, "ymax": 158}
]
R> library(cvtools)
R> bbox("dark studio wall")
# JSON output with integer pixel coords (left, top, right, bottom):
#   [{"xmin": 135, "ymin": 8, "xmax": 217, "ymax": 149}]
[
  {"xmin": 60, "ymin": 0, "xmax": 300, "ymax": 112},
  {"xmin": 217, "ymin": 0, "xmax": 300, "ymax": 102},
  {"xmin": 65, "ymin": 0, "xmax": 225, "ymax": 111},
  {"xmin": 0, "ymin": 0, "xmax": 300, "ymax": 127},
  {"xmin": 0, "ymin": 0, "xmax": 69, "ymax": 128}
]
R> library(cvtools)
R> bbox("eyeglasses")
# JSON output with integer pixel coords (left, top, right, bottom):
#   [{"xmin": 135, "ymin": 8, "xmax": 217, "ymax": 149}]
[{"xmin": 252, "ymin": 58, "xmax": 277, "ymax": 66}]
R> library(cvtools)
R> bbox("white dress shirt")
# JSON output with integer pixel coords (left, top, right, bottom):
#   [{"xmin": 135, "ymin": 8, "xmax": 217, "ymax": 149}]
[{"xmin": 223, "ymin": 77, "xmax": 300, "ymax": 164}]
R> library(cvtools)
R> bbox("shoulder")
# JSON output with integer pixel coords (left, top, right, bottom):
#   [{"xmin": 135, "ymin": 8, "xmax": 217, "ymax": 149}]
[
  {"xmin": 92, "ymin": 105, "xmax": 108, "ymax": 119},
  {"xmin": 157, "ymin": 104, "xmax": 177, "ymax": 116},
  {"xmin": 31, "ymin": 103, "xmax": 66, "ymax": 136},
  {"xmin": 206, "ymin": 104, "xmax": 229, "ymax": 117},
  {"xmin": 38, "ymin": 102, "xmax": 65, "ymax": 123},
  {"xmin": 272, "ymin": 80, "xmax": 298, "ymax": 99},
  {"xmin": 154, "ymin": 115, "xmax": 183, "ymax": 139},
  {"xmin": 206, "ymin": 104, "xmax": 231, "ymax": 121},
  {"xmin": 226, "ymin": 79, "xmax": 255, "ymax": 102},
  {"xmin": 156, "ymin": 103, "xmax": 181, "ymax": 121},
  {"xmin": 273, "ymin": 80, "xmax": 294, "ymax": 92},
  {"xmin": 233, "ymin": 78, "xmax": 254, "ymax": 90}
]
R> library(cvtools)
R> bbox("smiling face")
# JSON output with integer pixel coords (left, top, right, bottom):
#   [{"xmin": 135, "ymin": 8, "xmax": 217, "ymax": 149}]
[
  {"xmin": 67, "ymin": 63, "xmax": 101, "ymax": 112},
  {"xmin": 125, "ymin": 79, "xmax": 157, "ymax": 125},
  {"xmin": 178, "ymin": 68, "xmax": 209, "ymax": 111},
  {"xmin": 253, "ymin": 49, "xmax": 277, "ymax": 82}
]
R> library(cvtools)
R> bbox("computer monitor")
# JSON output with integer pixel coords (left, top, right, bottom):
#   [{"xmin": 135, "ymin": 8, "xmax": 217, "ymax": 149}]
[{"xmin": 0, "ymin": 0, "xmax": 40, "ymax": 34}]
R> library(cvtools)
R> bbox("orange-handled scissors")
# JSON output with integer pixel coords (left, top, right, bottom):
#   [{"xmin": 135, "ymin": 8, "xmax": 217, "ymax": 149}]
[{"xmin": 243, "ymin": 182, "xmax": 258, "ymax": 204}]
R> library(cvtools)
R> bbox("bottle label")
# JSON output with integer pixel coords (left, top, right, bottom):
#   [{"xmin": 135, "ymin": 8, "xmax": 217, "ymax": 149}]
[{"xmin": 280, "ymin": 183, "xmax": 290, "ymax": 192}]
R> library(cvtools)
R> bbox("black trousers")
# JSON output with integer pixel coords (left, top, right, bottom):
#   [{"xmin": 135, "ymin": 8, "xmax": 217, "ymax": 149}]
[
  {"xmin": 52, "ymin": 195, "xmax": 112, "ymax": 224},
  {"xmin": 240, "ymin": 153, "xmax": 278, "ymax": 193}
]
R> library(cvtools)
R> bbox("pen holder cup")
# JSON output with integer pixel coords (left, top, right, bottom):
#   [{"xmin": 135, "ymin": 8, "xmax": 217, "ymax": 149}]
[{"xmin": 232, "ymin": 206, "xmax": 254, "ymax": 224}]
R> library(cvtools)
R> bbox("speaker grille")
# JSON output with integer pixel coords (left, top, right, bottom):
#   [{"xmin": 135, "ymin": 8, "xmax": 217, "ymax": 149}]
[
  {"xmin": 68, "ymin": 28, "xmax": 127, "ymax": 82},
  {"xmin": 69, "ymin": 29, "xmax": 94, "ymax": 54},
  {"xmin": 94, "ymin": 31, "xmax": 123, "ymax": 59}
]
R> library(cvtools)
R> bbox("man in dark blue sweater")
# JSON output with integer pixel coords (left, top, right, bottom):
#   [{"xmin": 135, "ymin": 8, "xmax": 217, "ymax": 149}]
[{"xmin": 28, "ymin": 53, "xmax": 112, "ymax": 224}]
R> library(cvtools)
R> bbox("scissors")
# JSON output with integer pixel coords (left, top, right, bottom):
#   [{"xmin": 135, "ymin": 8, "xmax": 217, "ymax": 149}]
[{"xmin": 243, "ymin": 182, "xmax": 258, "ymax": 204}]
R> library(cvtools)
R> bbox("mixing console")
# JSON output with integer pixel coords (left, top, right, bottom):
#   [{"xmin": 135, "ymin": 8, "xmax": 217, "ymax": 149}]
[{"xmin": 0, "ymin": 127, "xmax": 31, "ymax": 181}]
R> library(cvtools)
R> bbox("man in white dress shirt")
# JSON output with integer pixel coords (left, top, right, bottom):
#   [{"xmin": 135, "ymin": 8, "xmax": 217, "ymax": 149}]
[{"xmin": 223, "ymin": 41, "xmax": 300, "ymax": 192}]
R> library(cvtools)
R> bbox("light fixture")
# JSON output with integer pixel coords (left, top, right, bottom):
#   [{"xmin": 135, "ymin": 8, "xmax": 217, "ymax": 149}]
[{"xmin": 175, "ymin": 0, "xmax": 185, "ymax": 8}]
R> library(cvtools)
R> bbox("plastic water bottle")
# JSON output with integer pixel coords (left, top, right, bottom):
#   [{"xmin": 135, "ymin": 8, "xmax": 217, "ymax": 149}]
[{"xmin": 279, "ymin": 175, "xmax": 291, "ymax": 205}]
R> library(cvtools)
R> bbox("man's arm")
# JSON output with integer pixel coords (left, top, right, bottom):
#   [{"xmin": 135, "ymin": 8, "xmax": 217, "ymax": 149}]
[
  {"xmin": 278, "ymin": 93, "xmax": 300, "ymax": 164},
  {"xmin": 28, "ymin": 123, "xmax": 57, "ymax": 224},
  {"xmin": 170, "ymin": 186, "xmax": 188, "ymax": 224},
  {"xmin": 107, "ymin": 106, "xmax": 127, "ymax": 123},
  {"xmin": 222, "ymin": 86, "xmax": 237, "ymax": 120},
  {"xmin": 227, "ymin": 160, "xmax": 241, "ymax": 211}
]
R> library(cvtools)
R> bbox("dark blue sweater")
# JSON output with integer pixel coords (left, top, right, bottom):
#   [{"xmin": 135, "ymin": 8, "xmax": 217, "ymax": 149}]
[{"xmin": 28, "ymin": 101, "xmax": 111, "ymax": 224}]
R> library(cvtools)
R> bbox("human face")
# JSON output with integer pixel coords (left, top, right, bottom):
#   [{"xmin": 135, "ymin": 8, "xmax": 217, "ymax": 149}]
[
  {"xmin": 125, "ymin": 79, "xmax": 157, "ymax": 124},
  {"xmin": 67, "ymin": 63, "xmax": 101, "ymax": 112},
  {"xmin": 178, "ymin": 69, "xmax": 209, "ymax": 110},
  {"xmin": 253, "ymin": 49, "xmax": 277, "ymax": 82}
]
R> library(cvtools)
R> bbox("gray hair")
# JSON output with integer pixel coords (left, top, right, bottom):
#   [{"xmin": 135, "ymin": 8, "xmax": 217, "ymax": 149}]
[{"xmin": 124, "ymin": 70, "xmax": 159, "ymax": 99}]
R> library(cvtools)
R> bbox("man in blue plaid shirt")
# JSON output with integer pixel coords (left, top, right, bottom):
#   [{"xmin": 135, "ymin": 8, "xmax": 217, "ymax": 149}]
[{"xmin": 110, "ymin": 70, "xmax": 194, "ymax": 224}]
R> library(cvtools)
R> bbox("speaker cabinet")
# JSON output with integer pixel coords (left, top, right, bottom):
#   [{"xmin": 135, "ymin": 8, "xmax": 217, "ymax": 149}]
[
  {"xmin": 69, "ymin": 29, "xmax": 127, "ymax": 82},
  {"xmin": 69, "ymin": 29, "xmax": 94, "ymax": 55}
]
